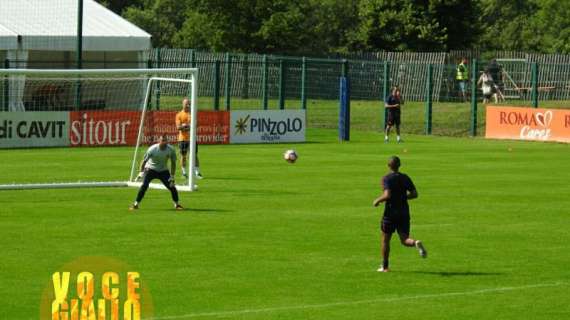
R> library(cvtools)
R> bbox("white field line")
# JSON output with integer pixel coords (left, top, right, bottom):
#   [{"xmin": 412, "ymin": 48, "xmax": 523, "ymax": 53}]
[{"xmin": 147, "ymin": 281, "xmax": 566, "ymax": 320}]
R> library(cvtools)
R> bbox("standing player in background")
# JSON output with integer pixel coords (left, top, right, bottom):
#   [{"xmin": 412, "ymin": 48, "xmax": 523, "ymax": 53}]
[
  {"xmin": 384, "ymin": 87, "xmax": 403, "ymax": 143},
  {"xmin": 130, "ymin": 135, "xmax": 183, "ymax": 211},
  {"xmin": 176, "ymin": 98, "xmax": 202, "ymax": 179},
  {"xmin": 373, "ymin": 156, "xmax": 427, "ymax": 272}
]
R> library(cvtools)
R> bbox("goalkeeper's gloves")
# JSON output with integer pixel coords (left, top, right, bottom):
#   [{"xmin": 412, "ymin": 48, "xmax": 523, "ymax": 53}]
[
  {"xmin": 136, "ymin": 171, "xmax": 145, "ymax": 181},
  {"xmin": 168, "ymin": 176, "xmax": 175, "ymax": 188}
]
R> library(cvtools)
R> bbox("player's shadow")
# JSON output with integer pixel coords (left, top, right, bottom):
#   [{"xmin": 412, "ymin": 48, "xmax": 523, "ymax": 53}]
[
  {"xmin": 406, "ymin": 271, "xmax": 504, "ymax": 277},
  {"xmin": 207, "ymin": 189, "xmax": 300, "ymax": 196},
  {"xmin": 185, "ymin": 208, "xmax": 232, "ymax": 214},
  {"xmin": 204, "ymin": 176, "xmax": 259, "ymax": 181},
  {"xmin": 157, "ymin": 208, "xmax": 232, "ymax": 214}
]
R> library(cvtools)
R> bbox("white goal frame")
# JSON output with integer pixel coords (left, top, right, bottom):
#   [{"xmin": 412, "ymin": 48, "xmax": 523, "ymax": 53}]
[
  {"xmin": 127, "ymin": 76, "xmax": 198, "ymax": 192},
  {"xmin": 0, "ymin": 68, "xmax": 199, "ymax": 192}
]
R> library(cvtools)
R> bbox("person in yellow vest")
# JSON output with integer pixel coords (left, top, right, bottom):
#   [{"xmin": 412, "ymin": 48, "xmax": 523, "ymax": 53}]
[
  {"xmin": 175, "ymin": 98, "xmax": 202, "ymax": 179},
  {"xmin": 456, "ymin": 58, "xmax": 469, "ymax": 102}
]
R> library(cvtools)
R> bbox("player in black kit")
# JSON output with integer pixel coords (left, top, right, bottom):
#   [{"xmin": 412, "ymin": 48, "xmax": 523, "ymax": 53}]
[{"xmin": 373, "ymin": 156, "xmax": 427, "ymax": 272}]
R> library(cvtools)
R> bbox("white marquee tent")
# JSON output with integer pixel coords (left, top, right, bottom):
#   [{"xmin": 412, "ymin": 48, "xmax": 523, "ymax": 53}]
[
  {"xmin": 0, "ymin": 24, "xmax": 17, "ymax": 51},
  {"xmin": 0, "ymin": 0, "xmax": 152, "ymax": 111}
]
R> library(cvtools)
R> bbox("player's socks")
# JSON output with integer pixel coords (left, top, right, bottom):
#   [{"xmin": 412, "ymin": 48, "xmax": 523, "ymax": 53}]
[
  {"xmin": 415, "ymin": 240, "xmax": 427, "ymax": 258},
  {"xmin": 181, "ymin": 167, "xmax": 187, "ymax": 177}
]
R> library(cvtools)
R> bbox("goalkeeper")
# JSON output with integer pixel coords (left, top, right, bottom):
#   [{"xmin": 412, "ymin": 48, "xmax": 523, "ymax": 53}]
[{"xmin": 130, "ymin": 135, "xmax": 183, "ymax": 210}]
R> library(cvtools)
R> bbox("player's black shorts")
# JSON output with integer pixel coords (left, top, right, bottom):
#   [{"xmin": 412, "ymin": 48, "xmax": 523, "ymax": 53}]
[
  {"xmin": 137, "ymin": 169, "xmax": 178, "ymax": 202},
  {"xmin": 387, "ymin": 110, "xmax": 401, "ymax": 126},
  {"xmin": 142, "ymin": 169, "xmax": 173, "ymax": 189},
  {"xmin": 381, "ymin": 217, "xmax": 410, "ymax": 235},
  {"xmin": 178, "ymin": 141, "xmax": 197, "ymax": 155}
]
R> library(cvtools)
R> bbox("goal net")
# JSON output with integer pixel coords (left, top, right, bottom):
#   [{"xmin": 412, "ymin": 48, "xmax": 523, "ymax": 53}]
[
  {"xmin": 495, "ymin": 58, "xmax": 529, "ymax": 99},
  {"xmin": 0, "ymin": 68, "xmax": 199, "ymax": 192}
]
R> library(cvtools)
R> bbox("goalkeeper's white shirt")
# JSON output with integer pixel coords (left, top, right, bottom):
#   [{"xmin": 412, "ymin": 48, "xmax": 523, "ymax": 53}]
[{"xmin": 143, "ymin": 143, "xmax": 177, "ymax": 172}]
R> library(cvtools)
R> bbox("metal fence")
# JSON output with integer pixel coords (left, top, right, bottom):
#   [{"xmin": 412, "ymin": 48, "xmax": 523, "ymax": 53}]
[
  {"xmin": 2, "ymin": 49, "xmax": 570, "ymax": 136},
  {"xmin": 4, "ymin": 49, "xmax": 570, "ymax": 106}
]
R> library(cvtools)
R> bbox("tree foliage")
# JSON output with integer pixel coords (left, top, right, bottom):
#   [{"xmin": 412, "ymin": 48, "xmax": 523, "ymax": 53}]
[
  {"xmin": 531, "ymin": 0, "xmax": 570, "ymax": 53},
  {"xmin": 476, "ymin": 0, "xmax": 538, "ymax": 51},
  {"xmin": 97, "ymin": 0, "xmax": 570, "ymax": 54}
]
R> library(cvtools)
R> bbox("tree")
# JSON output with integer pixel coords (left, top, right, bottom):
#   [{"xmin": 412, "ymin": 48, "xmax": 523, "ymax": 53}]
[
  {"xmin": 108, "ymin": 0, "xmax": 567, "ymax": 54},
  {"xmin": 348, "ymin": 0, "xmax": 477, "ymax": 51},
  {"xmin": 311, "ymin": 0, "xmax": 360, "ymax": 54},
  {"xmin": 122, "ymin": 0, "xmax": 189, "ymax": 47},
  {"xmin": 98, "ymin": 0, "xmax": 144, "ymax": 14},
  {"xmin": 476, "ymin": 0, "xmax": 538, "ymax": 52},
  {"xmin": 531, "ymin": 0, "xmax": 570, "ymax": 53},
  {"xmin": 173, "ymin": 0, "xmax": 271, "ymax": 52},
  {"xmin": 172, "ymin": 0, "xmax": 347, "ymax": 54},
  {"xmin": 430, "ymin": 0, "xmax": 480, "ymax": 50}
]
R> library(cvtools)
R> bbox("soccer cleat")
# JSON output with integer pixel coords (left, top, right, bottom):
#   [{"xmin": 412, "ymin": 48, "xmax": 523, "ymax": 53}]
[
  {"xmin": 377, "ymin": 266, "xmax": 390, "ymax": 272},
  {"xmin": 384, "ymin": 137, "xmax": 389, "ymax": 143},
  {"xmin": 129, "ymin": 204, "xmax": 139, "ymax": 211},
  {"xmin": 175, "ymin": 204, "xmax": 184, "ymax": 210},
  {"xmin": 415, "ymin": 240, "xmax": 427, "ymax": 258},
  {"xmin": 195, "ymin": 172, "xmax": 203, "ymax": 179}
]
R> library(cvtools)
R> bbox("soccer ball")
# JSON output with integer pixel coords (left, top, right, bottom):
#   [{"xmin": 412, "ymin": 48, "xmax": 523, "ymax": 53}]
[{"xmin": 284, "ymin": 149, "xmax": 298, "ymax": 163}]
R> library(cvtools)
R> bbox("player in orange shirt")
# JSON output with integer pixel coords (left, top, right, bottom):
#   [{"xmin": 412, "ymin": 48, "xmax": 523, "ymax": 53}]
[{"xmin": 175, "ymin": 98, "xmax": 202, "ymax": 179}]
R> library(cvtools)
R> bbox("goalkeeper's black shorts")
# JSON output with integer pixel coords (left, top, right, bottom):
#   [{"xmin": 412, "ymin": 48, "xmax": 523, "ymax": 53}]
[{"xmin": 142, "ymin": 169, "xmax": 173, "ymax": 189}]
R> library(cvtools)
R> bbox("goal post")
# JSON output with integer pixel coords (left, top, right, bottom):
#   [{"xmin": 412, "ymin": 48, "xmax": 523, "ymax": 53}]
[
  {"xmin": 127, "ymin": 76, "xmax": 198, "ymax": 192},
  {"xmin": 0, "ymin": 68, "xmax": 199, "ymax": 192}
]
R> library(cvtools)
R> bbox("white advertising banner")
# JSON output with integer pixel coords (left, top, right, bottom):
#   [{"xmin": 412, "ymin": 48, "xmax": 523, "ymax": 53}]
[
  {"xmin": 230, "ymin": 110, "xmax": 306, "ymax": 143},
  {"xmin": 0, "ymin": 112, "xmax": 69, "ymax": 148}
]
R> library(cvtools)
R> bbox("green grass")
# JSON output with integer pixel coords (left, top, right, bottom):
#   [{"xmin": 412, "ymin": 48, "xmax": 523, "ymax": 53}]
[{"xmin": 1, "ymin": 129, "xmax": 570, "ymax": 319}]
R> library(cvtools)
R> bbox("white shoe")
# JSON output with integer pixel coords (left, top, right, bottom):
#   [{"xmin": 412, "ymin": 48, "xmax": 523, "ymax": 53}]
[
  {"xmin": 195, "ymin": 172, "xmax": 203, "ymax": 179},
  {"xmin": 415, "ymin": 241, "xmax": 427, "ymax": 258},
  {"xmin": 377, "ymin": 266, "xmax": 390, "ymax": 272},
  {"xmin": 384, "ymin": 137, "xmax": 389, "ymax": 143}
]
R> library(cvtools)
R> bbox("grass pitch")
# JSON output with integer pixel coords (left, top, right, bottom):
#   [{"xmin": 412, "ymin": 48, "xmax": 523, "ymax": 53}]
[{"xmin": 1, "ymin": 129, "xmax": 569, "ymax": 319}]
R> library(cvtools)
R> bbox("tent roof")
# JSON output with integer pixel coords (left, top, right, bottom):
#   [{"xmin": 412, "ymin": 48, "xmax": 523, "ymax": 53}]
[
  {"xmin": 0, "ymin": 0, "xmax": 151, "ymax": 51},
  {"xmin": 0, "ymin": 24, "xmax": 18, "ymax": 50}
]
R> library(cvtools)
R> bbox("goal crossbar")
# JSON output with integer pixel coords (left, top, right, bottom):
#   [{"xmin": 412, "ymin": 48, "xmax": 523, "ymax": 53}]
[{"xmin": 0, "ymin": 68, "xmax": 198, "ymax": 76}]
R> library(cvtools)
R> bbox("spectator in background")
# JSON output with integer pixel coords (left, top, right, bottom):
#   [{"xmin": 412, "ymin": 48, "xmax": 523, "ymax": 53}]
[
  {"xmin": 456, "ymin": 58, "xmax": 469, "ymax": 102},
  {"xmin": 487, "ymin": 59, "xmax": 505, "ymax": 103},
  {"xmin": 477, "ymin": 69, "xmax": 495, "ymax": 104}
]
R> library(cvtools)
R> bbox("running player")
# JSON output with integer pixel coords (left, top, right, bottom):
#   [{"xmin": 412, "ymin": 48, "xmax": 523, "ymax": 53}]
[{"xmin": 373, "ymin": 156, "xmax": 427, "ymax": 272}]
